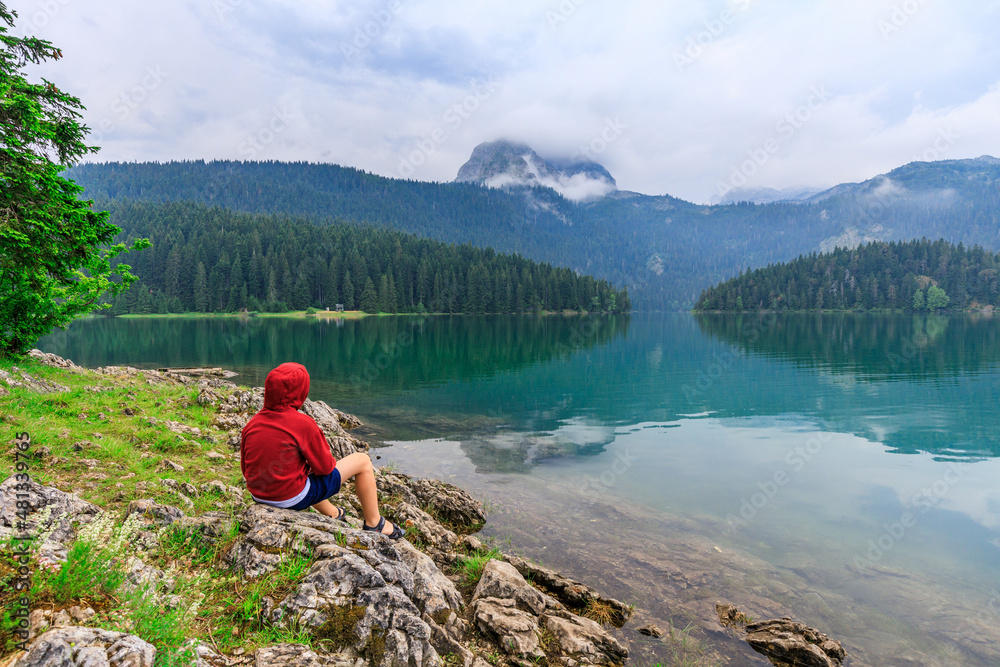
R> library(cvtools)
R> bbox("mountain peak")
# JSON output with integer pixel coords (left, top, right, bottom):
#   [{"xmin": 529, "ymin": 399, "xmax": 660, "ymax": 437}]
[{"xmin": 456, "ymin": 140, "xmax": 616, "ymax": 203}]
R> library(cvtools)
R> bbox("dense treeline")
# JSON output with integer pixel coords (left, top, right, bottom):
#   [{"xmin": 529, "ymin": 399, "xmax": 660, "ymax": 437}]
[
  {"xmin": 68, "ymin": 158, "xmax": 1000, "ymax": 311},
  {"xmin": 694, "ymin": 239, "xmax": 1000, "ymax": 312},
  {"xmin": 104, "ymin": 201, "xmax": 630, "ymax": 315}
]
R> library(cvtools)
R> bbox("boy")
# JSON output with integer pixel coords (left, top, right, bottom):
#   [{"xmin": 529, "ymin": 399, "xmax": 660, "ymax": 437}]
[{"xmin": 240, "ymin": 362, "xmax": 404, "ymax": 539}]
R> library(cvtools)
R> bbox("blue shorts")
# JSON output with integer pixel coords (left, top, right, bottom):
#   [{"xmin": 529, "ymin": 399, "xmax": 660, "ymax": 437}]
[{"xmin": 287, "ymin": 468, "xmax": 342, "ymax": 511}]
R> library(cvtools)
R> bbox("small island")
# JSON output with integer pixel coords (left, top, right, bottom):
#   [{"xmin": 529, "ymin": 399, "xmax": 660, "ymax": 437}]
[{"xmin": 694, "ymin": 239, "xmax": 999, "ymax": 313}]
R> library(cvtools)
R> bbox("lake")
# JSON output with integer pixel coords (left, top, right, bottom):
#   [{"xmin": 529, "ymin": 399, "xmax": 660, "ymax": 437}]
[{"xmin": 38, "ymin": 313, "xmax": 1000, "ymax": 666}]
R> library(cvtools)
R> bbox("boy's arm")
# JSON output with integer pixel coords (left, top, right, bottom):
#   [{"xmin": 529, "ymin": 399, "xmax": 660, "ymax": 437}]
[{"xmin": 300, "ymin": 420, "xmax": 336, "ymax": 475}]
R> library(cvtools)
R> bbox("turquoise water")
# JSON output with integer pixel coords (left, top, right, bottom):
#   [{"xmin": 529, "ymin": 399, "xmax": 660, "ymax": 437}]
[{"xmin": 39, "ymin": 313, "xmax": 1000, "ymax": 665}]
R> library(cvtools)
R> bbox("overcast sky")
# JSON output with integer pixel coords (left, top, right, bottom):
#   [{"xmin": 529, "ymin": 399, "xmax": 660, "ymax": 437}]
[{"xmin": 13, "ymin": 0, "xmax": 1000, "ymax": 203}]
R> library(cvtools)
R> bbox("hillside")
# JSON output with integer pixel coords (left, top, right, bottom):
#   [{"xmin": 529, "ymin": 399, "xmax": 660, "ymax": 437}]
[
  {"xmin": 100, "ymin": 201, "xmax": 630, "ymax": 315},
  {"xmin": 694, "ymin": 239, "xmax": 1000, "ymax": 312},
  {"xmin": 67, "ymin": 154, "xmax": 1000, "ymax": 310}
]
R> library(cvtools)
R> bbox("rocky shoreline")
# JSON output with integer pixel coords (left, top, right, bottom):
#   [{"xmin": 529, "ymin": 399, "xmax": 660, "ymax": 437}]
[{"xmin": 0, "ymin": 352, "xmax": 849, "ymax": 667}]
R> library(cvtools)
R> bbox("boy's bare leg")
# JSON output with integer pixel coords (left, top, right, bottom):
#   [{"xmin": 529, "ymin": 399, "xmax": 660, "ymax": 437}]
[
  {"xmin": 333, "ymin": 452, "xmax": 398, "ymax": 536},
  {"xmin": 311, "ymin": 499, "xmax": 339, "ymax": 517}
]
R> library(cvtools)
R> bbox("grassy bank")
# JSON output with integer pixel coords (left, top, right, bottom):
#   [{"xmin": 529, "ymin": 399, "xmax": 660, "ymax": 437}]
[
  {"xmin": 116, "ymin": 309, "xmax": 369, "ymax": 320},
  {"xmin": 0, "ymin": 358, "xmax": 310, "ymax": 661}
]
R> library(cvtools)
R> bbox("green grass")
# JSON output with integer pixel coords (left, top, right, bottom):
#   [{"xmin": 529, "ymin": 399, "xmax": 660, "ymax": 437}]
[
  {"xmin": 453, "ymin": 547, "xmax": 504, "ymax": 587},
  {"xmin": 0, "ymin": 357, "xmax": 248, "ymax": 516},
  {"xmin": 100, "ymin": 583, "xmax": 199, "ymax": 667}
]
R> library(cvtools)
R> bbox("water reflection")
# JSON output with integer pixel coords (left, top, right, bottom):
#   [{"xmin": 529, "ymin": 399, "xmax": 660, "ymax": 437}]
[
  {"xmin": 695, "ymin": 312, "xmax": 1000, "ymax": 380},
  {"xmin": 38, "ymin": 313, "xmax": 1000, "ymax": 463}
]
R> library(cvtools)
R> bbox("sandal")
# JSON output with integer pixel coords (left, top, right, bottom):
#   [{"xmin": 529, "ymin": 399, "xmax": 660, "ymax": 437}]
[
  {"xmin": 332, "ymin": 506, "xmax": 348, "ymax": 522},
  {"xmin": 363, "ymin": 516, "xmax": 405, "ymax": 540}
]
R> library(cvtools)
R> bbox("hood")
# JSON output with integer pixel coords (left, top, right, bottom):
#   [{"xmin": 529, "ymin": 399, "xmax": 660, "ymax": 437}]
[{"xmin": 263, "ymin": 362, "xmax": 310, "ymax": 411}]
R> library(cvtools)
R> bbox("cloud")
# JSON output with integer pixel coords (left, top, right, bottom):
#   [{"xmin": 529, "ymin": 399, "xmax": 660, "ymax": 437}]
[{"xmin": 17, "ymin": 0, "xmax": 1000, "ymax": 203}]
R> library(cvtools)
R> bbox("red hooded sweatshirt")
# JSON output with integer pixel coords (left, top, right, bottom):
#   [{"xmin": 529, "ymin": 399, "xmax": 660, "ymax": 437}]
[{"xmin": 240, "ymin": 363, "xmax": 336, "ymax": 501}]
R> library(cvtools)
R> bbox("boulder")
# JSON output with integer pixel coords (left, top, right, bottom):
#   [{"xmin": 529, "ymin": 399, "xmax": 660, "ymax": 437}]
[
  {"xmin": 27, "ymin": 350, "xmax": 82, "ymax": 371},
  {"xmin": 300, "ymin": 400, "xmax": 350, "ymax": 438},
  {"xmin": 0, "ymin": 367, "xmax": 69, "ymax": 394},
  {"xmin": 394, "ymin": 539, "xmax": 464, "ymax": 621},
  {"xmin": 125, "ymin": 499, "xmax": 186, "ymax": 527},
  {"xmin": 252, "ymin": 644, "xmax": 365, "ymax": 667},
  {"xmin": 228, "ymin": 504, "xmax": 459, "ymax": 667},
  {"xmin": 200, "ymin": 480, "xmax": 244, "ymax": 501},
  {"xmin": 11, "ymin": 627, "xmax": 155, "ymax": 667},
  {"xmin": 392, "ymin": 501, "xmax": 459, "ymax": 554},
  {"xmin": 0, "ymin": 476, "xmax": 101, "ymax": 563},
  {"xmin": 505, "ymin": 555, "xmax": 632, "ymax": 626},
  {"xmin": 376, "ymin": 471, "xmax": 485, "ymax": 533},
  {"xmin": 470, "ymin": 597, "xmax": 543, "ymax": 659},
  {"xmin": 472, "ymin": 559, "xmax": 558, "ymax": 615},
  {"xmin": 407, "ymin": 478, "xmax": 486, "ymax": 533},
  {"xmin": 744, "ymin": 617, "xmax": 846, "ymax": 667},
  {"xmin": 540, "ymin": 610, "xmax": 628, "ymax": 666},
  {"xmin": 122, "ymin": 556, "xmax": 176, "ymax": 595}
]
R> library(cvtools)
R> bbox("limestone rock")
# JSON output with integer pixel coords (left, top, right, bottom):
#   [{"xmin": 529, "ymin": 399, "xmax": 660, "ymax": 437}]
[
  {"xmin": 93, "ymin": 365, "xmax": 142, "ymax": 378},
  {"xmin": 229, "ymin": 504, "xmax": 450, "ymax": 667},
  {"xmin": 200, "ymin": 480, "xmax": 244, "ymax": 500},
  {"xmin": 473, "ymin": 559, "xmax": 558, "ymax": 615},
  {"xmin": 148, "ymin": 417, "xmax": 209, "ymax": 440},
  {"xmin": 0, "ymin": 476, "xmax": 101, "ymax": 563},
  {"xmin": 28, "ymin": 610, "xmax": 49, "ymax": 641},
  {"xmin": 715, "ymin": 603, "xmax": 752, "ymax": 628},
  {"xmin": 301, "ymin": 400, "xmax": 368, "ymax": 458},
  {"xmin": 66, "ymin": 606, "xmax": 95, "ymax": 625},
  {"xmin": 215, "ymin": 388, "xmax": 265, "ymax": 433},
  {"xmin": 175, "ymin": 510, "xmax": 237, "ymax": 541},
  {"xmin": 252, "ymin": 643, "xmax": 365, "ymax": 667},
  {"xmin": 394, "ymin": 539, "xmax": 464, "ymax": 620},
  {"xmin": 126, "ymin": 499, "xmax": 186, "ymax": 527},
  {"xmin": 0, "ymin": 367, "xmax": 69, "ymax": 394},
  {"xmin": 375, "ymin": 471, "xmax": 421, "ymax": 507},
  {"xmin": 375, "ymin": 471, "xmax": 485, "ymax": 533},
  {"xmin": 12, "ymin": 627, "xmax": 155, "ymax": 667},
  {"xmin": 122, "ymin": 556, "xmax": 176, "ymax": 595},
  {"xmin": 407, "ymin": 477, "xmax": 486, "ymax": 532},
  {"xmin": 471, "ymin": 597, "xmax": 543, "ymax": 659},
  {"xmin": 541, "ymin": 610, "xmax": 628, "ymax": 666},
  {"xmin": 744, "ymin": 617, "xmax": 846, "ymax": 667},
  {"xmin": 300, "ymin": 400, "xmax": 350, "ymax": 438},
  {"xmin": 505, "ymin": 555, "xmax": 632, "ymax": 626},
  {"xmin": 637, "ymin": 624, "xmax": 663, "ymax": 637},
  {"xmin": 394, "ymin": 501, "xmax": 459, "ymax": 554},
  {"xmin": 27, "ymin": 350, "xmax": 82, "ymax": 371}
]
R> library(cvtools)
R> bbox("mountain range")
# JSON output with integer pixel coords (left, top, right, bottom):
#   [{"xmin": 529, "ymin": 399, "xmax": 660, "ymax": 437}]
[{"xmin": 67, "ymin": 142, "xmax": 1000, "ymax": 310}]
